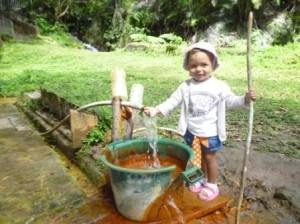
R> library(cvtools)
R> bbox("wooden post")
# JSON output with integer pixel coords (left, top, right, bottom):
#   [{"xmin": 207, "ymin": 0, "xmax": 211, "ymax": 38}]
[
  {"xmin": 112, "ymin": 97, "xmax": 122, "ymax": 142},
  {"xmin": 111, "ymin": 69, "xmax": 128, "ymax": 142}
]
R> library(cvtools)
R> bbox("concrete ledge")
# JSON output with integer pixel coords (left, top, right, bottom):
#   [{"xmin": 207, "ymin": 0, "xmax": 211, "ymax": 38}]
[{"xmin": 18, "ymin": 91, "xmax": 108, "ymax": 188}]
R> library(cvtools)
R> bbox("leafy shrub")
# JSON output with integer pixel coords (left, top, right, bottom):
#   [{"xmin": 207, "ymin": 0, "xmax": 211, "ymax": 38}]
[
  {"xmin": 251, "ymin": 29, "xmax": 273, "ymax": 48},
  {"xmin": 146, "ymin": 36, "xmax": 165, "ymax": 44},
  {"xmin": 267, "ymin": 13, "xmax": 294, "ymax": 45},
  {"xmin": 129, "ymin": 33, "xmax": 147, "ymax": 42},
  {"xmin": 159, "ymin": 33, "xmax": 183, "ymax": 45},
  {"xmin": 36, "ymin": 16, "xmax": 82, "ymax": 48},
  {"xmin": 36, "ymin": 17, "xmax": 53, "ymax": 34},
  {"xmin": 81, "ymin": 118, "xmax": 111, "ymax": 148}
]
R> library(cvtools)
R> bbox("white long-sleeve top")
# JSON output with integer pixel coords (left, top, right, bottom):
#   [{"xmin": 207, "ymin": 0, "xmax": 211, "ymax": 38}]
[{"xmin": 156, "ymin": 77, "xmax": 246, "ymax": 141}]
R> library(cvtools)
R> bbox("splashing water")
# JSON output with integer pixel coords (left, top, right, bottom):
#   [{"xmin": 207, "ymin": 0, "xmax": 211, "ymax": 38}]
[
  {"xmin": 143, "ymin": 115, "xmax": 160, "ymax": 168},
  {"xmin": 165, "ymin": 196, "xmax": 185, "ymax": 224}
]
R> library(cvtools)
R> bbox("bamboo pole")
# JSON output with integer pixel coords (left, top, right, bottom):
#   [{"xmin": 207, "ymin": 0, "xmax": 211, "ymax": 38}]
[
  {"xmin": 235, "ymin": 11, "xmax": 254, "ymax": 224},
  {"xmin": 112, "ymin": 97, "xmax": 122, "ymax": 142}
]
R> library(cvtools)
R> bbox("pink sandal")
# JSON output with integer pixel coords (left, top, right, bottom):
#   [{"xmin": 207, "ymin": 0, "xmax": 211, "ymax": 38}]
[
  {"xmin": 198, "ymin": 183, "xmax": 219, "ymax": 201},
  {"xmin": 189, "ymin": 181, "xmax": 203, "ymax": 192},
  {"xmin": 188, "ymin": 178, "xmax": 207, "ymax": 193}
]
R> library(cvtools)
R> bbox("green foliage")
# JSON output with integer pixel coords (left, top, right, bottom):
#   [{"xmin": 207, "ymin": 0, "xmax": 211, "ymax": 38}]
[
  {"xmin": 21, "ymin": 0, "xmax": 299, "ymax": 50},
  {"xmin": 36, "ymin": 16, "xmax": 69, "ymax": 35},
  {"xmin": 130, "ymin": 34, "xmax": 147, "ymax": 42},
  {"xmin": 35, "ymin": 16, "xmax": 82, "ymax": 47},
  {"xmin": 146, "ymin": 36, "xmax": 165, "ymax": 44},
  {"xmin": 148, "ymin": 0, "xmax": 218, "ymax": 38},
  {"xmin": 125, "ymin": 33, "xmax": 185, "ymax": 55},
  {"xmin": 251, "ymin": 29, "xmax": 272, "ymax": 47},
  {"xmin": 120, "ymin": 23, "xmax": 148, "ymax": 47},
  {"xmin": 46, "ymin": 31, "xmax": 82, "ymax": 48},
  {"xmin": 36, "ymin": 17, "xmax": 53, "ymax": 34},
  {"xmin": 267, "ymin": 13, "xmax": 295, "ymax": 45},
  {"xmin": 0, "ymin": 69, "xmax": 49, "ymax": 97},
  {"xmin": 159, "ymin": 33, "xmax": 183, "ymax": 45},
  {"xmin": 103, "ymin": 29, "xmax": 121, "ymax": 50},
  {"xmin": 128, "ymin": 8, "xmax": 155, "ymax": 31},
  {"xmin": 252, "ymin": 0, "xmax": 262, "ymax": 9},
  {"xmin": 81, "ymin": 119, "xmax": 111, "ymax": 148},
  {"xmin": 25, "ymin": 0, "xmax": 73, "ymax": 22}
]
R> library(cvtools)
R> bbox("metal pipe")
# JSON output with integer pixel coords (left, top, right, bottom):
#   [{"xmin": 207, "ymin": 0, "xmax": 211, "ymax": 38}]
[{"xmin": 40, "ymin": 100, "xmax": 144, "ymax": 136}]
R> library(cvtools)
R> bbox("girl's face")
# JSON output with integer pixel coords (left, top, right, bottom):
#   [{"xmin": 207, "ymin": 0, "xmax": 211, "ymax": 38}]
[{"xmin": 187, "ymin": 50, "xmax": 213, "ymax": 82}]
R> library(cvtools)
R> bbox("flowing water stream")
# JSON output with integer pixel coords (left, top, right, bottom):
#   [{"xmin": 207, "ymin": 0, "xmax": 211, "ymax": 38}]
[{"xmin": 143, "ymin": 115, "xmax": 161, "ymax": 168}]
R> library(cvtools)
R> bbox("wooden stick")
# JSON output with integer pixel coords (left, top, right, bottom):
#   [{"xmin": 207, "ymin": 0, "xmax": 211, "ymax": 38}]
[{"xmin": 235, "ymin": 11, "xmax": 254, "ymax": 224}]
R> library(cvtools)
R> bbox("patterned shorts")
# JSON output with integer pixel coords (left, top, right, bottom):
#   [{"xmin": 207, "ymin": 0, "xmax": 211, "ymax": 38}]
[{"xmin": 183, "ymin": 130, "xmax": 223, "ymax": 152}]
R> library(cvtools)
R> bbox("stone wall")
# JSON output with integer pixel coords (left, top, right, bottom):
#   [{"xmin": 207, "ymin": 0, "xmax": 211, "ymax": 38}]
[{"xmin": 40, "ymin": 89, "xmax": 78, "ymax": 122}]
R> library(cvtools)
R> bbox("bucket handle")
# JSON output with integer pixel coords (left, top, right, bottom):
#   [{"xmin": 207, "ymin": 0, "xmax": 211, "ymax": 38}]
[{"xmin": 180, "ymin": 166, "xmax": 204, "ymax": 185}]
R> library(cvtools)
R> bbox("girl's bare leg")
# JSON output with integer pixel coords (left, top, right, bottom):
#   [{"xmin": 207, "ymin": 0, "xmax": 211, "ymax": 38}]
[
  {"xmin": 202, "ymin": 151, "xmax": 218, "ymax": 183},
  {"xmin": 201, "ymin": 153, "xmax": 207, "ymax": 178}
]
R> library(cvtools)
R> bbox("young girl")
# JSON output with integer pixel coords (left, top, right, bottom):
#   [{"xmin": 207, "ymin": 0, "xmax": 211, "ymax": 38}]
[{"xmin": 143, "ymin": 42, "xmax": 257, "ymax": 201}]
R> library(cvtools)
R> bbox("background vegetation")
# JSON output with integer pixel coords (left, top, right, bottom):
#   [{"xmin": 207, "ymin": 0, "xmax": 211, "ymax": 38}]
[
  {"xmin": 0, "ymin": 0, "xmax": 299, "ymax": 158},
  {"xmin": 0, "ymin": 36, "xmax": 299, "ymax": 159},
  {"xmin": 7, "ymin": 0, "xmax": 299, "ymax": 50}
]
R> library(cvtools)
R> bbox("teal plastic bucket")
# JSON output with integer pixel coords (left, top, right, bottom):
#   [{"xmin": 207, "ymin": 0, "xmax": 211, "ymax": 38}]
[{"xmin": 101, "ymin": 138, "xmax": 203, "ymax": 222}]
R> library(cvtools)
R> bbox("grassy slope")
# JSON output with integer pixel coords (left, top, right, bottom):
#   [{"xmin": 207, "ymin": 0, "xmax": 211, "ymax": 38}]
[{"xmin": 0, "ymin": 38, "xmax": 299, "ymax": 158}]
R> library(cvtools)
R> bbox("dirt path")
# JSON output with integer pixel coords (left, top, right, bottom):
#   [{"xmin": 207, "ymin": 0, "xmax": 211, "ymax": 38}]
[{"xmin": 217, "ymin": 144, "xmax": 300, "ymax": 223}]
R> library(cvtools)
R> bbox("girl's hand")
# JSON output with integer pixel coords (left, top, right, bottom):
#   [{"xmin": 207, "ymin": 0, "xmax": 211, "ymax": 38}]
[
  {"xmin": 143, "ymin": 107, "xmax": 159, "ymax": 117},
  {"xmin": 245, "ymin": 89, "xmax": 257, "ymax": 105}
]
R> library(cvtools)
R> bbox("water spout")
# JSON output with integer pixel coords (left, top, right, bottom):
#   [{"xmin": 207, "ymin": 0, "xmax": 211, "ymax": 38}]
[{"xmin": 143, "ymin": 115, "xmax": 160, "ymax": 168}]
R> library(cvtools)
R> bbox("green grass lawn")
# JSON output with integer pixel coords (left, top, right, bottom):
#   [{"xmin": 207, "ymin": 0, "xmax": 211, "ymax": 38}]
[{"xmin": 0, "ymin": 37, "xmax": 299, "ymax": 158}]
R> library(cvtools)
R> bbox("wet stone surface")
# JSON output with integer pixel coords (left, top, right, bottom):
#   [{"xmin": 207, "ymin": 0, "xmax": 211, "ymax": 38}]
[
  {"xmin": 0, "ymin": 102, "xmax": 86, "ymax": 223},
  {"xmin": 0, "ymin": 103, "xmax": 31, "ymax": 131}
]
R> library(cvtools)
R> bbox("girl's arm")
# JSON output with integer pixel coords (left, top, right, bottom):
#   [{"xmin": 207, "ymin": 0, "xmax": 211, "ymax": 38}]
[
  {"xmin": 143, "ymin": 107, "xmax": 161, "ymax": 117},
  {"xmin": 222, "ymin": 83, "xmax": 257, "ymax": 108},
  {"xmin": 144, "ymin": 82, "xmax": 186, "ymax": 117},
  {"xmin": 220, "ymin": 83, "xmax": 248, "ymax": 108}
]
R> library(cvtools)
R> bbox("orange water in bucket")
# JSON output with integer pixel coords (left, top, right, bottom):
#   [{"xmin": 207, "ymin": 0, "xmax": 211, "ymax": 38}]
[{"xmin": 115, "ymin": 153, "xmax": 185, "ymax": 175}]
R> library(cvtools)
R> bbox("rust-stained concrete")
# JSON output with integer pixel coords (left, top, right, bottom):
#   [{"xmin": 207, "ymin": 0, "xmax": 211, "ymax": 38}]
[{"xmin": 0, "ymin": 101, "xmax": 86, "ymax": 223}]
